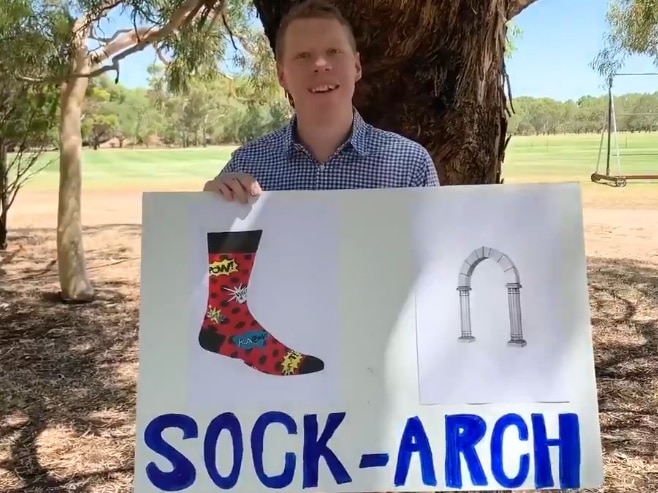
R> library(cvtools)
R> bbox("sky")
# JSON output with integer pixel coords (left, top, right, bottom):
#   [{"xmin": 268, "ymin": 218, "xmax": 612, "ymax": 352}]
[{"xmin": 108, "ymin": 0, "xmax": 658, "ymax": 101}]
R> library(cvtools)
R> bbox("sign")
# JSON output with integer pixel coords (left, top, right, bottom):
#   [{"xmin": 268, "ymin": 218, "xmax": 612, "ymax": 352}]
[{"xmin": 134, "ymin": 183, "xmax": 604, "ymax": 492}]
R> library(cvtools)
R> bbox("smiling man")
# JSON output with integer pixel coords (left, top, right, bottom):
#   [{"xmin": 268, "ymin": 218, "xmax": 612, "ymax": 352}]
[{"xmin": 203, "ymin": 0, "xmax": 439, "ymax": 202}]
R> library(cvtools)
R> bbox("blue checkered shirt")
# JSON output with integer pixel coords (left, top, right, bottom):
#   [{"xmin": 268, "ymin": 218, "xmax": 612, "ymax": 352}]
[{"xmin": 219, "ymin": 110, "xmax": 440, "ymax": 190}]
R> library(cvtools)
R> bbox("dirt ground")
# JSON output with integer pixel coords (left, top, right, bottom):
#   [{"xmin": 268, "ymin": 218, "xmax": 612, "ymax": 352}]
[{"xmin": 1, "ymin": 187, "xmax": 657, "ymax": 493}]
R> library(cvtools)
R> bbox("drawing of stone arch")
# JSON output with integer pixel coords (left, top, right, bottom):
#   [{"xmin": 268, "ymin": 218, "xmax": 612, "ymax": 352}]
[{"xmin": 456, "ymin": 247, "xmax": 527, "ymax": 347}]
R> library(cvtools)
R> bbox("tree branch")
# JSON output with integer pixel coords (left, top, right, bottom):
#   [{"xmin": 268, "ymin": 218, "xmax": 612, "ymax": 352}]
[
  {"xmin": 2, "ymin": 112, "xmax": 53, "ymax": 214},
  {"xmin": 89, "ymin": 27, "xmax": 133, "ymax": 44},
  {"xmin": 154, "ymin": 43, "xmax": 170, "ymax": 65},
  {"xmin": 507, "ymin": 0, "xmax": 540, "ymax": 19},
  {"xmin": 18, "ymin": 0, "xmax": 207, "ymax": 84},
  {"xmin": 91, "ymin": 26, "xmax": 157, "ymax": 65},
  {"xmin": 75, "ymin": 0, "xmax": 124, "ymax": 37},
  {"xmin": 131, "ymin": 0, "xmax": 226, "ymax": 72},
  {"xmin": 219, "ymin": 5, "xmax": 260, "ymax": 57},
  {"xmin": 85, "ymin": 0, "xmax": 208, "ymax": 80}
]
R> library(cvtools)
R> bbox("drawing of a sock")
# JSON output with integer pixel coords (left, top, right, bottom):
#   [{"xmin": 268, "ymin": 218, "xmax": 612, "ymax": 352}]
[{"xmin": 198, "ymin": 230, "xmax": 325, "ymax": 376}]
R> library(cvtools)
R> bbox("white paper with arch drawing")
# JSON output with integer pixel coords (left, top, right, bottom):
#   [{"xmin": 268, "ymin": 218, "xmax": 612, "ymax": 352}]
[{"xmin": 413, "ymin": 183, "xmax": 592, "ymax": 405}]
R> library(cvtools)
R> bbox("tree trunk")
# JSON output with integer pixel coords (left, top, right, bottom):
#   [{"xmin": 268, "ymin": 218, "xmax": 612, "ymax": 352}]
[
  {"xmin": 0, "ymin": 214, "xmax": 7, "ymax": 252},
  {"xmin": 252, "ymin": 0, "xmax": 514, "ymax": 185},
  {"xmin": 0, "ymin": 138, "xmax": 7, "ymax": 250},
  {"xmin": 57, "ymin": 44, "xmax": 95, "ymax": 302}
]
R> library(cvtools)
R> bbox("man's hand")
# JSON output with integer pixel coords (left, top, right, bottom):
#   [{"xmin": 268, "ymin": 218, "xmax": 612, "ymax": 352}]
[{"xmin": 203, "ymin": 172, "xmax": 262, "ymax": 204}]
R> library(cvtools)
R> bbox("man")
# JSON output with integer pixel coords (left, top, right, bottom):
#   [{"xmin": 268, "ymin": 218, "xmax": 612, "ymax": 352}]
[{"xmin": 203, "ymin": 0, "xmax": 439, "ymax": 201}]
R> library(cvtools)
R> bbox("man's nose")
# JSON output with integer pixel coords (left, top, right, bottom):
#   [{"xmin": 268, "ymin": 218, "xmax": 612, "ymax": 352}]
[{"xmin": 313, "ymin": 56, "xmax": 332, "ymax": 71}]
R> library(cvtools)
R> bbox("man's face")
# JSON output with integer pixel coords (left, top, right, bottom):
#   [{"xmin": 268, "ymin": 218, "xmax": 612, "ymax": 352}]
[{"xmin": 277, "ymin": 17, "xmax": 362, "ymax": 115}]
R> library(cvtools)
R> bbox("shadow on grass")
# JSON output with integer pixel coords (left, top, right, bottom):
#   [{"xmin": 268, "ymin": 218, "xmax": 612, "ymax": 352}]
[
  {"xmin": 10, "ymin": 224, "xmax": 142, "ymax": 238},
  {"xmin": 0, "ymin": 283, "xmax": 138, "ymax": 492},
  {"xmin": 587, "ymin": 257, "xmax": 658, "ymax": 492},
  {"xmin": 0, "ymin": 227, "xmax": 140, "ymax": 492},
  {"xmin": 2, "ymin": 225, "xmax": 141, "ymax": 285},
  {"xmin": 7, "ymin": 224, "xmax": 141, "ymax": 251},
  {"xmin": 0, "ymin": 246, "xmax": 22, "ymax": 279}
]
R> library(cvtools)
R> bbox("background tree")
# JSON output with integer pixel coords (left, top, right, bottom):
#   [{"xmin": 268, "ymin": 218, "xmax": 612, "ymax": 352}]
[
  {"xmin": 593, "ymin": 0, "xmax": 658, "ymax": 76},
  {"xmin": 10, "ymin": 63, "xmax": 654, "ymax": 145},
  {"xmin": 252, "ymin": 0, "xmax": 538, "ymax": 186},
  {"xmin": 41, "ymin": 0, "xmax": 280, "ymax": 303},
  {"xmin": 0, "ymin": 0, "xmax": 67, "ymax": 250}
]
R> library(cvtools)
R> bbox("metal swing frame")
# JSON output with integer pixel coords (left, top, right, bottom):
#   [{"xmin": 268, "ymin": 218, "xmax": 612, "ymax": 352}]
[{"xmin": 591, "ymin": 72, "xmax": 658, "ymax": 187}]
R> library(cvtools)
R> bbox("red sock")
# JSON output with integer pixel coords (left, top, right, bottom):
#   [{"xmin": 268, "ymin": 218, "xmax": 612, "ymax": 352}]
[{"xmin": 198, "ymin": 230, "xmax": 325, "ymax": 376}]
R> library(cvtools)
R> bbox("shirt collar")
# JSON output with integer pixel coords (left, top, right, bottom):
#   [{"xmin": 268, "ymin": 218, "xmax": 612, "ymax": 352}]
[{"xmin": 283, "ymin": 107, "xmax": 369, "ymax": 156}]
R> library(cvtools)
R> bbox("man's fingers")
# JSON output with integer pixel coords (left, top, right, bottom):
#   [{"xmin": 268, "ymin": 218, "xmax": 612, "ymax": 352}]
[
  {"xmin": 204, "ymin": 173, "xmax": 261, "ymax": 203},
  {"xmin": 228, "ymin": 177, "xmax": 249, "ymax": 203},
  {"xmin": 216, "ymin": 181, "xmax": 234, "ymax": 201},
  {"xmin": 250, "ymin": 180, "xmax": 262, "ymax": 196}
]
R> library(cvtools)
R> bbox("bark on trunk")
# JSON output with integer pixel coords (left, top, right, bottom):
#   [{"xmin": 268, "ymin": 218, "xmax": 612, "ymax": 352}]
[
  {"xmin": 0, "ymin": 215, "xmax": 7, "ymax": 251},
  {"xmin": 57, "ymin": 44, "xmax": 95, "ymax": 302},
  {"xmin": 252, "ymin": 0, "xmax": 511, "ymax": 185},
  {"xmin": 0, "ymin": 138, "xmax": 7, "ymax": 251}
]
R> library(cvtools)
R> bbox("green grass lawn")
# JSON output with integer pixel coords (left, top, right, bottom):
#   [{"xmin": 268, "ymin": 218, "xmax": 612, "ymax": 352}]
[
  {"xmin": 26, "ymin": 146, "xmax": 234, "ymax": 190},
  {"xmin": 21, "ymin": 131, "xmax": 658, "ymax": 191},
  {"xmin": 504, "ymin": 132, "xmax": 658, "ymax": 182}
]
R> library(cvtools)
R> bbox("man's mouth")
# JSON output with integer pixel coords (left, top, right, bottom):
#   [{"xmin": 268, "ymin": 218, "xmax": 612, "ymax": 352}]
[{"xmin": 309, "ymin": 84, "xmax": 339, "ymax": 94}]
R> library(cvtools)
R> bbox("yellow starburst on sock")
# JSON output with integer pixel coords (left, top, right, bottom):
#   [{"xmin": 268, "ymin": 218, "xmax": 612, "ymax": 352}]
[
  {"xmin": 281, "ymin": 350, "xmax": 303, "ymax": 375},
  {"xmin": 206, "ymin": 306, "xmax": 223, "ymax": 324}
]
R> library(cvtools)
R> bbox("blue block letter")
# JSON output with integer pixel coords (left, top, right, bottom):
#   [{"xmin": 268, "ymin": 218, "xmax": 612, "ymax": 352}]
[
  {"xmin": 490, "ymin": 413, "xmax": 530, "ymax": 488},
  {"xmin": 444, "ymin": 414, "xmax": 487, "ymax": 488},
  {"xmin": 251, "ymin": 411, "xmax": 298, "ymax": 488},
  {"xmin": 204, "ymin": 412, "xmax": 243, "ymax": 489},
  {"xmin": 394, "ymin": 416, "xmax": 437, "ymax": 486},
  {"xmin": 143, "ymin": 413, "xmax": 198, "ymax": 491},
  {"xmin": 302, "ymin": 413, "xmax": 352, "ymax": 488},
  {"xmin": 532, "ymin": 413, "xmax": 581, "ymax": 489}
]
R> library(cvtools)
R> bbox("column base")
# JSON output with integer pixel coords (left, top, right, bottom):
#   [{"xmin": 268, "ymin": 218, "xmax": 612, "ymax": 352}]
[
  {"xmin": 458, "ymin": 335, "xmax": 476, "ymax": 342},
  {"xmin": 507, "ymin": 339, "xmax": 527, "ymax": 347}
]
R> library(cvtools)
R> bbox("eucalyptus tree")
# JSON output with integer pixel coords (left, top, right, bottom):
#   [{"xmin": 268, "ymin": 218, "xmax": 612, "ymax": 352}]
[{"xmin": 33, "ymin": 0, "xmax": 275, "ymax": 302}]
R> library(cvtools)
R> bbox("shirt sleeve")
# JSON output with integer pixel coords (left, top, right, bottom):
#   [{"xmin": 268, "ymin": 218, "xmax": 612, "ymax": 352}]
[
  {"xmin": 216, "ymin": 149, "xmax": 243, "ymax": 178},
  {"xmin": 410, "ymin": 147, "xmax": 440, "ymax": 187}
]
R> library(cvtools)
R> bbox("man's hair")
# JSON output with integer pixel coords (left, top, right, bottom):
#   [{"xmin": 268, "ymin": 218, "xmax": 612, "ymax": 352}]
[{"xmin": 274, "ymin": 0, "xmax": 357, "ymax": 61}]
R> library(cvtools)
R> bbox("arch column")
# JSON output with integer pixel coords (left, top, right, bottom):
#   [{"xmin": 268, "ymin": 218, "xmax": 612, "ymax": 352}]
[
  {"xmin": 506, "ymin": 282, "xmax": 526, "ymax": 347},
  {"xmin": 457, "ymin": 286, "xmax": 475, "ymax": 342}
]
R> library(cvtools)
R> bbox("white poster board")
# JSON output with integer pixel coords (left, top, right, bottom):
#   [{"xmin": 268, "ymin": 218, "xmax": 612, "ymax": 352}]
[{"xmin": 134, "ymin": 183, "xmax": 604, "ymax": 492}]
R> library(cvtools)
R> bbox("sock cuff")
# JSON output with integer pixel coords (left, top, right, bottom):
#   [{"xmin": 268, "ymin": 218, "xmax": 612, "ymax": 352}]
[{"xmin": 207, "ymin": 230, "xmax": 263, "ymax": 254}]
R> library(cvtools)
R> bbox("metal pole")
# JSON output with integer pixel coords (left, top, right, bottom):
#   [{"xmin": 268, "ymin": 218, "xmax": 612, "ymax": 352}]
[{"xmin": 605, "ymin": 75, "xmax": 613, "ymax": 177}]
